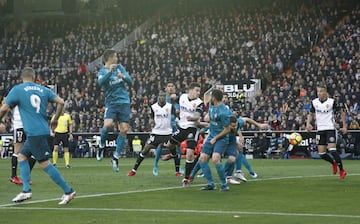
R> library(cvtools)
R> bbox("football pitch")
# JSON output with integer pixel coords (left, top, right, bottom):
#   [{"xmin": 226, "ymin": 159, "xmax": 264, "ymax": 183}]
[{"xmin": 0, "ymin": 158, "xmax": 359, "ymax": 224}]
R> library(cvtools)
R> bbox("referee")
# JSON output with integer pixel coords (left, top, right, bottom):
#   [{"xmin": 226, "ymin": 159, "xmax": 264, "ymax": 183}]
[{"xmin": 52, "ymin": 108, "xmax": 73, "ymax": 168}]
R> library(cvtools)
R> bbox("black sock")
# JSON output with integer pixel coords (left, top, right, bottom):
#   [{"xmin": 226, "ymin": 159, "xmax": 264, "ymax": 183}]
[
  {"xmin": 11, "ymin": 155, "xmax": 17, "ymax": 178},
  {"xmin": 29, "ymin": 157, "xmax": 36, "ymax": 171},
  {"xmin": 133, "ymin": 154, "xmax": 145, "ymax": 171},
  {"xmin": 330, "ymin": 151, "xmax": 343, "ymax": 170},
  {"xmin": 169, "ymin": 146, "xmax": 177, "ymax": 157},
  {"xmin": 185, "ymin": 161, "xmax": 195, "ymax": 179},
  {"xmin": 174, "ymin": 154, "xmax": 180, "ymax": 172},
  {"xmin": 320, "ymin": 153, "xmax": 334, "ymax": 164}
]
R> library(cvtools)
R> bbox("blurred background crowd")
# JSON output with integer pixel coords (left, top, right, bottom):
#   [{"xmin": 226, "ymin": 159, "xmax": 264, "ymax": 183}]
[{"xmin": 0, "ymin": 0, "xmax": 359, "ymax": 136}]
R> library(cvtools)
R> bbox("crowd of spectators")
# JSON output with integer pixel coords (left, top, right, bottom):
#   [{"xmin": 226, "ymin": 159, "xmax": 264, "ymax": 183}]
[{"xmin": 0, "ymin": 1, "xmax": 359, "ymax": 138}]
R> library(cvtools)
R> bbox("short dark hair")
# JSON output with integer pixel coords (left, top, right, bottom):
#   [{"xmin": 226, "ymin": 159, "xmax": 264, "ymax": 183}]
[
  {"xmin": 189, "ymin": 82, "xmax": 201, "ymax": 90},
  {"xmin": 230, "ymin": 116, "xmax": 237, "ymax": 123},
  {"xmin": 158, "ymin": 90, "xmax": 166, "ymax": 96},
  {"xmin": 103, "ymin": 49, "xmax": 116, "ymax": 63},
  {"xmin": 316, "ymin": 83, "xmax": 329, "ymax": 92},
  {"xmin": 211, "ymin": 89, "xmax": 223, "ymax": 102},
  {"xmin": 167, "ymin": 78, "xmax": 175, "ymax": 84}
]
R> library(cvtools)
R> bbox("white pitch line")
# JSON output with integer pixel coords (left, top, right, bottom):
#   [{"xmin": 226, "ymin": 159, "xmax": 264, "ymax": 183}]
[
  {"xmin": 1, "ymin": 206, "xmax": 360, "ymax": 219},
  {"xmin": 1, "ymin": 173, "xmax": 359, "ymax": 207},
  {"xmin": 0, "ymin": 173, "xmax": 359, "ymax": 219}
]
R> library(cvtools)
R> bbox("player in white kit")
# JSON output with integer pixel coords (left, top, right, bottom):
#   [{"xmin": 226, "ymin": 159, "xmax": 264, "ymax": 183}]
[{"xmin": 306, "ymin": 85, "xmax": 347, "ymax": 179}]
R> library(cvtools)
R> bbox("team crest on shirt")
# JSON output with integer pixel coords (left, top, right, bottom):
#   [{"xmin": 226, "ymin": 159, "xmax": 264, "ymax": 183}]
[
  {"xmin": 192, "ymin": 103, "xmax": 197, "ymax": 108},
  {"xmin": 187, "ymin": 133, "xmax": 194, "ymax": 139}
]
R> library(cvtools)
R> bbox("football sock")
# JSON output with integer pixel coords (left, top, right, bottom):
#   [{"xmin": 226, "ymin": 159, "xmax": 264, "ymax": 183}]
[
  {"xmin": 177, "ymin": 146, "xmax": 185, "ymax": 174},
  {"xmin": 190, "ymin": 161, "xmax": 201, "ymax": 177},
  {"xmin": 240, "ymin": 153, "xmax": 254, "ymax": 174},
  {"xmin": 185, "ymin": 160, "xmax": 195, "ymax": 178},
  {"xmin": 215, "ymin": 162, "xmax": 226, "ymax": 186},
  {"xmin": 29, "ymin": 156, "xmax": 36, "ymax": 171},
  {"xmin": 224, "ymin": 160, "xmax": 234, "ymax": 177},
  {"xmin": 330, "ymin": 150, "xmax": 343, "ymax": 170},
  {"xmin": 320, "ymin": 153, "xmax": 333, "ymax": 164},
  {"xmin": 174, "ymin": 154, "xmax": 180, "ymax": 172},
  {"xmin": 153, "ymin": 147, "xmax": 162, "ymax": 167},
  {"xmin": 133, "ymin": 153, "xmax": 145, "ymax": 170},
  {"xmin": 177, "ymin": 145, "xmax": 182, "ymax": 163},
  {"xmin": 19, "ymin": 160, "xmax": 31, "ymax": 192},
  {"xmin": 52, "ymin": 150, "xmax": 58, "ymax": 164},
  {"xmin": 100, "ymin": 127, "xmax": 109, "ymax": 146},
  {"xmin": 11, "ymin": 154, "xmax": 18, "ymax": 178},
  {"xmin": 44, "ymin": 164, "xmax": 72, "ymax": 193},
  {"xmin": 64, "ymin": 151, "xmax": 70, "ymax": 166},
  {"xmin": 115, "ymin": 134, "xmax": 126, "ymax": 158},
  {"xmin": 235, "ymin": 153, "xmax": 243, "ymax": 171},
  {"xmin": 199, "ymin": 161, "xmax": 214, "ymax": 185}
]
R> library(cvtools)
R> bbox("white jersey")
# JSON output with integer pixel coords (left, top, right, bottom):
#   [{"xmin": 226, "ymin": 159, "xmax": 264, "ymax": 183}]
[
  {"xmin": 151, "ymin": 102, "xmax": 173, "ymax": 135},
  {"xmin": 178, "ymin": 93, "xmax": 203, "ymax": 129},
  {"xmin": 311, "ymin": 98, "xmax": 337, "ymax": 131},
  {"xmin": 12, "ymin": 106, "xmax": 23, "ymax": 129}
]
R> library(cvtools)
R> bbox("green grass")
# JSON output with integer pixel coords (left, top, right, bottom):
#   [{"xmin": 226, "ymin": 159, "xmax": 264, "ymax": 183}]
[{"xmin": 0, "ymin": 157, "xmax": 359, "ymax": 224}]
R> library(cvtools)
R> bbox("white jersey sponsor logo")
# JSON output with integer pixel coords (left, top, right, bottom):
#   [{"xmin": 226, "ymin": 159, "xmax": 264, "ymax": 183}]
[
  {"xmin": 178, "ymin": 93, "xmax": 203, "ymax": 129},
  {"xmin": 151, "ymin": 102, "xmax": 173, "ymax": 135},
  {"xmin": 312, "ymin": 98, "xmax": 336, "ymax": 131}
]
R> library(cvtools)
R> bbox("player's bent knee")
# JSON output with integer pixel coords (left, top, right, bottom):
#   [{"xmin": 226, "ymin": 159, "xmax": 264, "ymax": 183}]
[
  {"xmin": 17, "ymin": 153, "xmax": 28, "ymax": 162},
  {"xmin": 198, "ymin": 154, "xmax": 209, "ymax": 163},
  {"xmin": 38, "ymin": 160, "xmax": 51, "ymax": 169},
  {"xmin": 228, "ymin": 156, "xmax": 236, "ymax": 163},
  {"xmin": 211, "ymin": 153, "xmax": 221, "ymax": 164}
]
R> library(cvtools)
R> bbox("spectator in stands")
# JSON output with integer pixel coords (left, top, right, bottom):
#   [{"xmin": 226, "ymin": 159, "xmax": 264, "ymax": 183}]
[
  {"xmin": 266, "ymin": 132, "xmax": 278, "ymax": 158},
  {"xmin": 344, "ymin": 133, "xmax": 357, "ymax": 154},
  {"xmin": 252, "ymin": 133, "xmax": 261, "ymax": 158},
  {"xmin": 75, "ymin": 136, "xmax": 89, "ymax": 158},
  {"xmin": 348, "ymin": 118, "xmax": 360, "ymax": 130},
  {"xmin": 277, "ymin": 132, "xmax": 289, "ymax": 159},
  {"xmin": 0, "ymin": 0, "xmax": 359, "ymax": 139}
]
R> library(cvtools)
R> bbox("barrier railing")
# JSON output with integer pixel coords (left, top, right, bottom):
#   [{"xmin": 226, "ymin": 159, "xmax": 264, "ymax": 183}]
[{"xmin": 1, "ymin": 130, "xmax": 359, "ymax": 159}]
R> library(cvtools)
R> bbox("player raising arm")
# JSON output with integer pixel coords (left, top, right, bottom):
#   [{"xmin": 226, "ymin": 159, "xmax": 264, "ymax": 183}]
[{"xmin": 96, "ymin": 49, "xmax": 132, "ymax": 172}]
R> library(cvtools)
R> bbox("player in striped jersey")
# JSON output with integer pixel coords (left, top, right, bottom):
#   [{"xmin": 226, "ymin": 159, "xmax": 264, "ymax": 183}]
[{"xmin": 306, "ymin": 84, "xmax": 347, "ymax": 179}]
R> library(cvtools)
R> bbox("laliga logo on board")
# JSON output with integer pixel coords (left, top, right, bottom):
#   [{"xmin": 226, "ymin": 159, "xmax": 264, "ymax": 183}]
[
  {"xmin": 94, "ymin": 135, "xmax": 117, "ymax": 147},
  {"xmin": 106, "ymin": 140, "xmax": 117, "ymax": 147}
]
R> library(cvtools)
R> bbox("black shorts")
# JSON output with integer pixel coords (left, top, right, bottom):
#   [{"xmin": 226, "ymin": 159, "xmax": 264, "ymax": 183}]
[
  {"xmin": 146, "ymin": 134, "xmax": 171, "ymax": 147},
  {"xmin": 13, "ymin": 128, "xmax": 26, "ymax": 144},
  {"xmin": 316, "ymin": 130, "xmax": 336, "ymax": 145},
  {"xmin": 170, "ymin": 127, "xmax": 199, "ymax": 149},
  {"xmin": 54, "ymin": 132, "xmax": 70, "ymax": 147}
]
